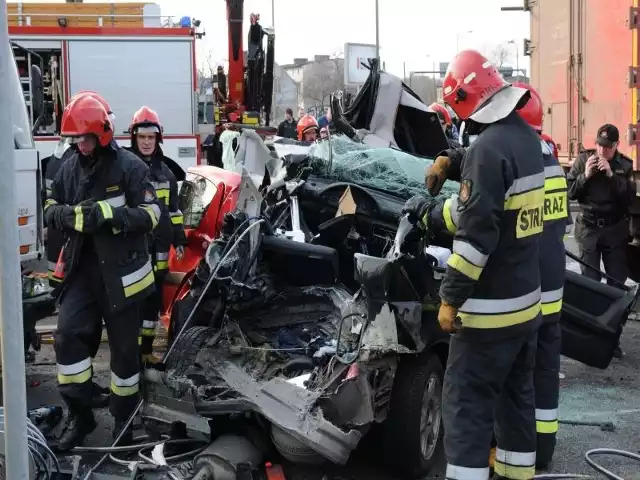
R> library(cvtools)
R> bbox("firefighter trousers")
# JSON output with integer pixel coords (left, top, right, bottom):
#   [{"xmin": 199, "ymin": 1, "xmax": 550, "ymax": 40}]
[
  {"xmin": 55, "ymin": 265, "xmax": 141, "ymax": 420},
  {"xmin": 534, "ymin": 317, "xmax": 561, "ymax": 468},
  {"xmin": 139, "ymin": 271, "xmax": 166, "ymax": 355},
  {"xmin": 443, "ymin": 330, "xmax": 538, "ymax": 480}
]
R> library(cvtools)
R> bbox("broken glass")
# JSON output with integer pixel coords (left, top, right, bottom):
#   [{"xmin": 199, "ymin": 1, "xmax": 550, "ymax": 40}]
[{"xmin": 306, "ymin": 136, "xmax": 459, "ymax": 201}]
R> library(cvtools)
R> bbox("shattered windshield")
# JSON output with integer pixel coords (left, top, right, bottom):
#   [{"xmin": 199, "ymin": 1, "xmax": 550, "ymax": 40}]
[{"xmin": 305, "ymin": 136, "xmax": 459, "ymax": 201}]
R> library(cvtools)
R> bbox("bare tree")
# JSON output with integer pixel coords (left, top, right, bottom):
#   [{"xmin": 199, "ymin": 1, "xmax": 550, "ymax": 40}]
[
  {"xmin": 487, "ymin": 44, "xmax": 512, "ymax": 68},
  {"xmin": 303, "ymin": 53, "xmax": 345, "ymax": 111}
]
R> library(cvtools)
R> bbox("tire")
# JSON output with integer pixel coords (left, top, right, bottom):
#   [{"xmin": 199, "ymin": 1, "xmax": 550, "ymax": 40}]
[
  {"xmin": 382, "ymin": 352, "xmax": 444, "ymax": 479},
  {"xmin": 270, "ymin": 424, "xmax": 325, "ymax": 465},
  {"xmin": 165, "ymin": 326, "xmax": 216, "ymax": 377},
  {"xmin": 168, "ymin": 294, "xmax": 197, "ymax": 345}
]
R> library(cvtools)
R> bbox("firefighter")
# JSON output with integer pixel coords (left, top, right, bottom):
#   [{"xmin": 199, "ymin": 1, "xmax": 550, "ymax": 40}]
[
  {"xmin": 429, "ymin": 102, "xmax": 459, "ymax": 144},
  {"xmin": 426, "ymin": 82, "xmax": 571, "ymax": 471},
  {"xmin": 44, "ymin": 96, "xmax": 161, "ymax": 450},
  {"xmin": 297, "ymin": 114, "xmax": 319, "ymax": 142},
  {"xmin": 403, "ymin": 50, "xmax": 544, "ymax": 480},
  {"xmin": 45, "ymin": 91, "xmax": 119, "ymax": 409},
  {"xmin": 513, "ymin": 82, "xmax": 570, "ymax": 470},
  {"xmin": 127, "ymin": 106, "xmax": 186, "ymax": 362}
]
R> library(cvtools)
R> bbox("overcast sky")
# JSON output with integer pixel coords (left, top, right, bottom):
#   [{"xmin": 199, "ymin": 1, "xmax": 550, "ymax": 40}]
[{"xmin": 19, "ymin": 0, "xmax": 531, "ymax": 77}]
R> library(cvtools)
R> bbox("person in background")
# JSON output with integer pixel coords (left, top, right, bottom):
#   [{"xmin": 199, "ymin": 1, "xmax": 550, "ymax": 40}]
[
  {"xmin": 317, "ymin": 107, "xmax": 332, "ymax": 130},
  {"xmin": 430, "ymin": 102, "xmax": 459, "ymax": 145},
  {"xmin": 319, "ymin": 126, "xmax": 329, "ymax": 140},
  {"xmin": 277, "ymin": 108, "xmax": 297, "ymax": 139},
  {"xmin": 127, "ymin": 106, "xmax": 187, "ymax": 364},
  {"xmin": 297, "ymin": 114, "xmax": 319, "ymax": 142},
  {"xmin": 567, "ymin": 123, "xmax": 635, "ymax": 358}
]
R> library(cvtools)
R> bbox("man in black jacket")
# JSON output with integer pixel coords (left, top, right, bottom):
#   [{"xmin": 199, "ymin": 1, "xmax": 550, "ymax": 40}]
[
  {"xmin": 277, "ymin": 108, "xmax": 297, "ymax": 139},
  {"xmin": 44, "ymin": 96, "xmax": 161, "ymax": 450},
  {"xmin": 567, "ymin": 124, "xmax": 635, "ymax": 286},
  {"xmin": 127, "ymin": 106, "xmax": 187, "ymax": 363}
]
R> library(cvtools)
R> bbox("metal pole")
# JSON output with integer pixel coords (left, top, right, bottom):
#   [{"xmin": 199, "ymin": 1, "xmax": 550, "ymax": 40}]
[
  {"xmin": 375, "ymin": 0, "xmax": 379, "ymax": 59},
  {"xmin": 0, "ymin": 0, "xmax": 31, "ymax": 478},
  {"xmin": 516, "ymin": 45, "xmax": 520, "ymax": 79},
  {"xmin": 271, "ymin": 0, "xmax": 275, "ymax": 28}
]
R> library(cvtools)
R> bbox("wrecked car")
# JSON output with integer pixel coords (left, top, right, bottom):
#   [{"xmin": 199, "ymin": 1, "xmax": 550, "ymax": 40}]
[{"xmin": 144, "ymin": 65, "xmax": 638, "ymax": 478}]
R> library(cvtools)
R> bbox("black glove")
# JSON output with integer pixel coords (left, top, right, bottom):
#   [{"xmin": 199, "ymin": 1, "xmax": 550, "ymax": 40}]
[{"xmin": 402, "ymin": 195, "xmax": 435, "ymax": 228}]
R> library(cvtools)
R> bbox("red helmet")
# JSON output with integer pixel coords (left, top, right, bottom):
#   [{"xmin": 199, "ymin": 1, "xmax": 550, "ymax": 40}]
[
  {"xmin": 70, "ymin": 90, "xmax": 114, "ymax": 118},
  {"xmin": 540, "ymin": 132, "xmax": 559, "ymax": 159},
  {"xmin": 512, "ymin": 82, "xmax": 543, "ymax": 131},
  {"xmin": 60, "ymin": 96, "xmax": 113, "ymax": 147},
  {"xmin": 429, "ymin": 103, "xmax": 452, "ymax": 126},
  {"xmin": 297, "ymin": 114, "xmax": 319, "ymax": 141},
  {"xmin": 443, "ymin": 50, "xmax": 529, "ymax": 124},
  {"xmin": 130, "ymin": 106, "xmax": 163, "ymax": 142}
]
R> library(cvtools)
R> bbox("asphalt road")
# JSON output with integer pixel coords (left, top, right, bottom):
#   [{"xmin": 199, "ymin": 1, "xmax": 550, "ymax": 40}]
[{"xmin": 16, "ymin": 210, "xmax": 640, "ymax": 479}]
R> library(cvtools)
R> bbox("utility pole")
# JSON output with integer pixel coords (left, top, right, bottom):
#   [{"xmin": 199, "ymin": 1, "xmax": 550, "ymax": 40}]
[
  {"xmin": 0, "ymin": 0, "xmax": 32, "ymax": 478},
  {"xmin": 375, "ymin": 0, "xmax": 380, "ymax": 59}
]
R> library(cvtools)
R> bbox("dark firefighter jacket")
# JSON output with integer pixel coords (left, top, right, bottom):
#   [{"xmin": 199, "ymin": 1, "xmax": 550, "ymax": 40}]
[
  {"xmin": 44, "ymin": 143, "xmax": 161, "ymax": 312},
  {"xmin": 44, "ymin": 146, "xmax": 75, "ymax": 286},
  {"xmin": 566, "ymin": 149, "xmax": 635, "ymax": 217},
  {"xmin": 440, "ymin": 139, "xmax": 571, "ymax": 322},
  {"xmin": 126, "ymin": 146, "xmax": 187, "ymax": 272},
  {"xmin": 539, "ymin": 140, "xmax": 571, "ymax": 321},
  {"xmin": 429, "ymin": 112, "xmax": 545, "ymax": 340}
]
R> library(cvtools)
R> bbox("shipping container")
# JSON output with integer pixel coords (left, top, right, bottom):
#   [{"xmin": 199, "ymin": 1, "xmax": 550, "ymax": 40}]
[
  {"xmin": 529, "ymin": 0, "xmax": 636, "ymax": 167},
  {"xmin": 529, "ymin": 0, "xmax": 640, "ymax": 278}
]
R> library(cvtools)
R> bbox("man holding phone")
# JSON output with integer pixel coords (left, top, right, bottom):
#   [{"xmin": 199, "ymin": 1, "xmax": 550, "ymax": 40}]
[{"xmin": 567, "ymin": 124, "xmax": 635, "ymax": 346}]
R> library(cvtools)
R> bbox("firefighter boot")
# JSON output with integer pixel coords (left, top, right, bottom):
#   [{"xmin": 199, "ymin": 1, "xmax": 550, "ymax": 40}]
[
  {"xmin": 113, "ymin": 418, "xmax": 134, "ymax": 446},
  {"xmin": 57, "ymin": 404, "xmax": 97, "ymax": 451},
  {"xmin": 91, "ymin": 381, "xmax": 110, "ymax": 408}
]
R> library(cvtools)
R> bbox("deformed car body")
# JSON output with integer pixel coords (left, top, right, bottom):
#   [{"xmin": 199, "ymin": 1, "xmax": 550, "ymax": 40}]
[{"xmin": 145, "ymin": 65, "xmax": 638, "ymax": 479}]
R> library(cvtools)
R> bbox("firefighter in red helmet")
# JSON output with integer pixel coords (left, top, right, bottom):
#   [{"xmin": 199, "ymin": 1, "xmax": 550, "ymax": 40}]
[
  {"xmin": 429, "ymin": 102, "xmax": 458, "ymax": 144},
  {"xmin": 44, "ymin": 96, "xmax": 161, "ymax": 450},
  {"xmin": 512, "ymin": 81, "xmax": 570, "ymax": 470},
  {"xmin": 297, "ymin": 114, "xmax": 319, "ymax": 142},
  {"xmin": 402, "ymin": 50, "xmax": 544, "ymax": 480},
  {"xmin": 127, "ymin": 106, "xmax": 187, "ymax": 363}
]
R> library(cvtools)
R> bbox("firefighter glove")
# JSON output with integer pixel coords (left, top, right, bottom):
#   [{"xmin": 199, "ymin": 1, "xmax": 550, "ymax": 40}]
[
  {"xmin": 402, "ymin": 195, "xmax": 435, "ymax": 229},
  {"xmin": 426, "ymin": 156, "xmax": 452, "ymax": 196},
  {"xmin": 56, "ymin": 203, "xmax": 99, "ymax": 234},
  {"xmin": 93, "ymin": 201, "xmax": 112, "ymax": 223},
  {"xmin": 438, "ymin": 301, "xmax": 461, "ymax": 333}
]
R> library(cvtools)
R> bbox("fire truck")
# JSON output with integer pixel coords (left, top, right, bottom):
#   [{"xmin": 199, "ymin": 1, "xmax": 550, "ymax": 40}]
[{"xmin": 8, "ymin": 2, "xmax": 201, "ymax": 173}]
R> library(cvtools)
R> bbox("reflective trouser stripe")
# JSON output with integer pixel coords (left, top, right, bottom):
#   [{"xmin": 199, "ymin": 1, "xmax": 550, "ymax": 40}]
[
  {"xmin": 541, "ymin": 287, "xmax": 563, "ymax": 316},
  {"xmin": 445, "ymin": 464, "xmax": 490, "ymax": 480},
  {"xmin": 536, "ymin": 408, "xmax": 559, "ymax": 434},
  {"xmin": 57, "ymin": 357, "xmax": 92, "ymax": 385},
  {"xmin": 121, "ymin": 260, "xmax": 155, "ymax": 298},
  {"xmin": 110, "ymin": 372, "xmax": 139, "ymax": 396},
  {"xmin": 494, "ymin": 449, "xmax": 535, "ymax": 480},
  {"xmin": 140, "ymin": 319, "xmax": 156, "ymax": 338}
]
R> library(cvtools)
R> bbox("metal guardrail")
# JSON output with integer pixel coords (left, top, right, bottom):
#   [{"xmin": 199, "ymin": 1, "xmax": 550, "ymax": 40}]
[{"xmin": 7, "ymin": 12, "xmax": 188, "ymax": 28}]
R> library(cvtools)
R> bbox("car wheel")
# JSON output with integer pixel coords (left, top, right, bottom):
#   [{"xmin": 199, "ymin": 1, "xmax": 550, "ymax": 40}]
[
  {"xmin": 168, "ymin": 294, "xmax": 197, "ymax": 345},
  {"xmin": 165, "ymin": 326, "xmax": 216, "ymax": 376},
  {"xmin": 382, "ymin": 352, "xmax": 444, "ymax": 478}
]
